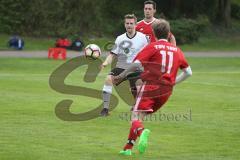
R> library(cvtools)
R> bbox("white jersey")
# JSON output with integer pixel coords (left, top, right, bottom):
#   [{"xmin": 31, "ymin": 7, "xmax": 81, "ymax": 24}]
[{"xmin": 111, "ymin": 31, "xmax": 149, "ymax": 69}]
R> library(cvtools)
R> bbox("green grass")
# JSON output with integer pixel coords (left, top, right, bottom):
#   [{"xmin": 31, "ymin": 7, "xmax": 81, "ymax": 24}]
[
  {"xmin": 0, "ymin": 34, "xmax": 56, "ymax": 51},
  {"xmin": 180, "ymin": 35, "xmax": 240, "ymax": 51},
  {"xmin": 0, "ymin": 57, "xmax": 240, "ymax": 160},
  {"xmin": 0, "ymin": 34, "xmax": 113, "ymax": 51}
]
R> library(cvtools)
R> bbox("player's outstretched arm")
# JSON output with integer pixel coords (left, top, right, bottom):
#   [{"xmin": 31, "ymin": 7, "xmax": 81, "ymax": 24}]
[
  {"xmin": 176, "ymin": 66, "xmax": 192, "ymax": 84},
  {"xmin": 101, "ymin": 53, "xmax": 116, "ymax": 69}
]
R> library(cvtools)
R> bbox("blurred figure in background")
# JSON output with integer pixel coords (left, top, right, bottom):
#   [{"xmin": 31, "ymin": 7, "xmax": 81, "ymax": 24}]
[{"xmin": 8, "ymin": 35, "xmax": 24, "ymax": 50}]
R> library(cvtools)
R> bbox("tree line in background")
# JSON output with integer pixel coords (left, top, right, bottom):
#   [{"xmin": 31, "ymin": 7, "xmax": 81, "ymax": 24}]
[{"xmin": 0, "ymin": 0, "xmax": 239, "ymax": 44}]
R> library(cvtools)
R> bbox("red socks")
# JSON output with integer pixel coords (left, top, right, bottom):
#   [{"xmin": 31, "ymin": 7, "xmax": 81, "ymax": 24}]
[{"xmin": 123, "ymin": 120, "xmax": 144, "ymax": 150}]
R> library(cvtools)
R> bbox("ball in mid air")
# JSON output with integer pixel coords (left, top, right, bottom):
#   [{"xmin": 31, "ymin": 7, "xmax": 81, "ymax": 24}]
[{"xmin": 84, "ymin": 44, "xmax": 101, "ymax": 60}]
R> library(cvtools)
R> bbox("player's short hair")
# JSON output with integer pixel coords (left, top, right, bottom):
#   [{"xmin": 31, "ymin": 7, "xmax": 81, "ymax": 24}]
[
  {"xmin": 124, "ymin": 14, "xmax": 137, "ymax": 23},
  {"xmin": 152, "ymin": 19, "xmax": 170, "ymax": 39},
  {"xmin": 144, "ymin": 0, "xmax": 156, "ymax": 10}
]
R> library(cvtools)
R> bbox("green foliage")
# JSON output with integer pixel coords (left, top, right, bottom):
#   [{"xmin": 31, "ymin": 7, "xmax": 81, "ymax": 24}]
[
  {"xmin": 170, "ymin": 16, "xmax": 209, "ymax": 44},
  {"xmin": 0, "ymin": 0, "xmax": 27, "ymax": 33},
  {"xmin": 0, "ymin": 0, "xmax": 104, "ymax": 37},
  {"xmin": 159, "ymin": 0, "xmax": 218, "ymax": 21},
  {"xmin": 0, "ymin": 0, "xmax": 237, "ymax": 41},
  {"xmin": 22, "ymin": 0, "xmax": 105, "ymax": 37},
  {"xmin": 99, "ymin": 0, "xmax": 144, "ymax": 36},
  {"xmin": 231, "ymin": 3, "xmax": 240, "ymax": 19},
  {"xmin": 182, "ymin": 0, "xmax": 218, "ymax": 19}
]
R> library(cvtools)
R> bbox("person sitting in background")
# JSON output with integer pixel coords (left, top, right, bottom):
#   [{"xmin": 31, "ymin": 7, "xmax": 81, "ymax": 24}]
[
  {"xmin": 55, "ymin": 36, "xmax": 71, "ymax": 49},
  {"xmin": 8, "ymin": 35, "xmax": 24, "ymax": 50},
  {"xmin": 70, "ymin": 38, "xmax": 84, "ymax": 51}
]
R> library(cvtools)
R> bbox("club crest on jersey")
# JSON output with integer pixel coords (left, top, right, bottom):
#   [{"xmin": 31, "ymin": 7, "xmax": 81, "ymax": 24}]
[
  {"xmin": 124, "ymin": 48, "xmax": 130, "ymax": 54},
  {"xmin": 119, "ymin": 40, "xmax": 132, "ymax": 54}
]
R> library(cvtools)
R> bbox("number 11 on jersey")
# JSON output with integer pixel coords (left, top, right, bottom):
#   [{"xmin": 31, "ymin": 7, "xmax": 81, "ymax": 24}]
[{"xmin": 160, "ymin": 50, "xmax": 173, "ymax": 74}]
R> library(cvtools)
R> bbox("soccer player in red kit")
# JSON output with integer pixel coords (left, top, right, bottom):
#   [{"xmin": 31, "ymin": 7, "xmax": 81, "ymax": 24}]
[
  {"xmin": 113, "ymin": 19, "xmax": 192, "ymax": 156},
  {"xmin": 136, "ymin": 0, "xmax": 176, "ymax": 45}
]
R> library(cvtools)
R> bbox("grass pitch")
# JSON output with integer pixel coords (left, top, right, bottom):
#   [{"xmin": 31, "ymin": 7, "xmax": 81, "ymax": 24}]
[{"xmin": 0, "ymin": 57, "xmax": 240, "ymax": 160}]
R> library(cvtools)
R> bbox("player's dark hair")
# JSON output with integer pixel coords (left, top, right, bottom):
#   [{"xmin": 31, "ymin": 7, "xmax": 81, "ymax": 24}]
[
  {"xmin": 152, "ymin": 19, "xmax": 170, "ymax": 39},
  {"xmin": 124, "ymin": 14, "xmax": 137, "ymax": 23},
  {"xmin": 144, "ymin": 0, "xmax": 156, "ymax": 10}
]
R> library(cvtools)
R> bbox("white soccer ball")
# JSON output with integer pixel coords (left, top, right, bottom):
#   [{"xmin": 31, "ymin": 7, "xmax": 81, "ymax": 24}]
[{"xmin": 84, "ymin": 44, "xmax": 101, "ymax": 59}]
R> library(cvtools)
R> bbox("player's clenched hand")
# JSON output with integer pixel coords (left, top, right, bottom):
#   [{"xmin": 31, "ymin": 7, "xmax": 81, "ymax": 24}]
[{"xmin": 100, "ymin": 64, "xmax": 107, "ymax": 71}]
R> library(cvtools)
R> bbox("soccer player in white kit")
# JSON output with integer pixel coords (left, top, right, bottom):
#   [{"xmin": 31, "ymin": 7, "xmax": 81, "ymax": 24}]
[{"xmin": 100, "ymin": 14, "xmax": 149, "ymax": 116}]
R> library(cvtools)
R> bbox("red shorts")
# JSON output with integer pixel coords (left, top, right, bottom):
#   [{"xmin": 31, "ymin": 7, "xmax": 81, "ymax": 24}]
[{"xmin": 133, "ymin": 82, "xmax": 173, "ymax": 113}]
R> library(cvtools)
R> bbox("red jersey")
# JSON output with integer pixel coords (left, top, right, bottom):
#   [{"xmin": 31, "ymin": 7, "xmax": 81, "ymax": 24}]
[
  {"xmin": 134, "ymin": 39, "xmax": 189, "ymax": 85},
  {"xmin": 56, "ymin": 38, "xmax": 71, "ymax": 47},
  {"xmin": 136, "ymin": 18, "xmax": 175, "ymax": 44},
  {"xmin": 136, "ymin": 18, "xmax": 157, "ymax": 43}
]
